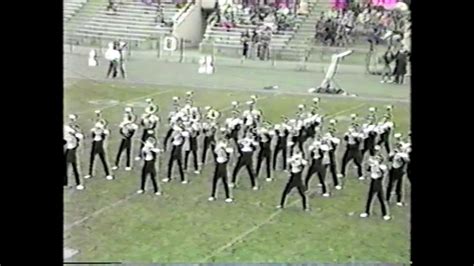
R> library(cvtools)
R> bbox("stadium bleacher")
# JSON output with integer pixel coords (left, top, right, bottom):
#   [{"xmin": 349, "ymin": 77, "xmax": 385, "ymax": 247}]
[
  {"xmin": 64, "ymin": 0, "xmax": 183, "ymax": 46},
  {"xmin": 64, "ymin": 0, "xmax": 87, "ymax": 23}
]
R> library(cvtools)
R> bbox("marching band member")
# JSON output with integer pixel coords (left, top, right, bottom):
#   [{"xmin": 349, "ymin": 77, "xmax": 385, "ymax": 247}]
[
  {"xmin": 242, "ymin": 96, "xmax": 262, "ymax": 135},
  {"xmin": 377, "ymin": 106, "xmax": 394, "ymax": 154},
  {"xmin": 137, "ymin": 136, "xmax": 162, "ymax": 195},
  {"xmin": 386, "ymin": 140, "xmax": 410, "ymax": 206},
  {"xmin": 255, "ymin": 124, "xmax": 274, "ymax": 182},
  {"xmin": 277, "ymin": 149, "xmax": 309, "ymax": 211},
  {"xmin": 272, "ymin": 121, "xmax": 290, "ymax": 171},
  {"xmin": 225, "ymin": 109, "xmax": 243, "ymax": 146},
  {"xmin": 64, "ymin": 124, "xmax": 84, "ymax": 190},
  {"xmin": 163, "ymin": 122, "xmax": 186, "ymax": 184},
  {"xmin": 230, "ymin": 131, "xmax": 259, "ymax": 190},
  {"xmin": 113, "ymin": 107, "xmax": 138, "ymax": 171},
  {"xmin": 304, "ymin": 137, "xmax": 331, "ymax": 197},
  {"xmin": 340, "ymin": 115, "xmax": 364, "ymax": 180},
  {"xmin": 209, "ymin": 137, "xmax": 234, "ymax": 203},
  {"xmin": 362, "ymin": 107, "xmax": 379, "ymax": 158},
  {"xmin": 288, "ymin": 119, "xmax": 305, "ymax": 157},
  {"xmin": 85, "ymin": 111, "xmax": 114, "ymax": 180},
  {"xmin": 325, "ymin": 119, "xmax": 342, "ymax": 190},
  {"xmin": 360, "ymin": 154, "xmax": 391, "ymax": 221},
  {"xmin": 183, "ymin": 120, "xmax": 201, "ymax": 174},
  {"xmin": 164, "ymin": 97, "xmax": 182, "ymax": 151},
  {"xmin": 201, "ymin": 107, "xmax": 219, "ymax": 165},
  {"xmin": 136, "ymin": 99, "xmax": 160, "ymax": 160}
]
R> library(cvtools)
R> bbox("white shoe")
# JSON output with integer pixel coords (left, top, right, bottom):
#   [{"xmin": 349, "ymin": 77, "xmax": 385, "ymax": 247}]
[
  {"xmin": 76, "ymin": 185, "xmax": 84, "ymax": 190},
  {"xmin": 229, "ymin": 183, "xmax": 235, "ymax": 188},
  {"xmin": 358, "ymin": 176, "xmax": 365, "ymax": 180},
  {"xmin": 276, "ymin": 205, "xmax": 283, "ymax": 209},
  {"xmin": 162, "ymin": 178, "xmax": 170, "ymax": 183},
  {"xmin": 225, "ymin": 198, "xmax": 233, "ymax": 203},
  {"xmin": 194, "ymin": 170, "xmax": 200, "ymax": 174},
  {"xmin": 112, "ymin": 166, "xmax": 118, "ymax": 170},
  {"xmin": 383, "ymin": 215, "xmax": 391, "ymax": 221},
  {"xmin": 252, "ymin": 186, "xmax": 259, "ymax": 191},
  {"xmin": 304, "ymin": 208, "xmax": 310, "ymax": 212},
  {"xmin": 134, "ymin": 157, "xmax": 141, "ymax": 161},
  {"xmin": 396, "ymin": 202, "xmax": 404, "ymax": 207},
  {"xmin": 335, "ymin": 185, "xmax": 342, "ymax": 190},
  {"xmin": 181, "ymin": 180, "xmax": 188, "ymax": 184},
  {"xmin": 155, "ymin": 191, "xmax": 161, "ymax": 196},
  {"xmin": 380, "ymin": 80, "xmax": 386, "ymax": 84},
  {"xmin": 266, "ymin": 178, "xmax": 273, "ymax": 182},
  {"xmin": 360, "ymin": 213, "xmax": 369, "ymax": 218},
  {"xmin": 317, "ymin": 183, "xmax": 323, "ymax": 187},
  {"xmin": 337, "ymin": 174, "xmax": 343, "ymax": 178},
  {"xmin": 84, "ymin": 175, "xmax": 91, "ymax": 179},
  {"xmin": 208, "ymin": 196, "xmax": 216, "ymax": 201},
  {"xmin": 136, "ymin": 189, "xmax": 144, "ymax": 194},
  {"xmin": 125, "ymin": 167, "xmax": 132, "ymax": 171},
  {"xmin": 106, "ymin": 175, "xmax": 114, "ymax": 180},
  {"xmin": 322, "ymin": 193, "xmax": 330, "ymax": 197}
]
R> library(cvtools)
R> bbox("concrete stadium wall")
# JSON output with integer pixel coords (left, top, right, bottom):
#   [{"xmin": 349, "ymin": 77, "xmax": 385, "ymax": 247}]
[{"xmin": 173, "ymin": 4, "xmax": 204, "ymax": 47}]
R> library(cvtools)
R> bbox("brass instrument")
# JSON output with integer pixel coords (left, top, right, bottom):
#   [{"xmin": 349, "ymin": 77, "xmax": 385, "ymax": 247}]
[
  {"xmin": 94, "ymin": 110, "xmax": 107, "ymax": 127},
  {"xmin": 206, "ymin": 108, "xmax": 220, "ymax": 121},
  {"xmin": 145, "ymin": 98, "xmax": 158, "ymax": 114}
]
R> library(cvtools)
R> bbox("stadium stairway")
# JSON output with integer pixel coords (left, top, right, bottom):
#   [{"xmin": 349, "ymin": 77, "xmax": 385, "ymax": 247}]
[
  {"xmin": 198, "ymin": 5, "xmax": 316, "ymax": 58},
  {"xmin": 64, "ymin": 0, "xmax": 88, "ymax": 23},
  {"xmin": 277, "ymin": 0, "xmax": 330, "ymax": 61},
  {"xmin": 64, "ymin": 0, "xmax": 184, "ymax": 49}
]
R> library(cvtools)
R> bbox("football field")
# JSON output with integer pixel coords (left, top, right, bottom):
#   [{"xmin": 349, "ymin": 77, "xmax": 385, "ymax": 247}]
[{"xmin": 64, "ymin": 53, "xmax": 410, "ymax": 263}]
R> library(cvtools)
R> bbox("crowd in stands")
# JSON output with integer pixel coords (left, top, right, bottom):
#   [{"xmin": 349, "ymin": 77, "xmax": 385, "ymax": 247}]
[
  {"xmin": 214, "ymin": 1, "xmax": 298, "ymax": 34},
  {"xmin": 314, "ymin": 1, "xmax": 410, "ymax": 48}
]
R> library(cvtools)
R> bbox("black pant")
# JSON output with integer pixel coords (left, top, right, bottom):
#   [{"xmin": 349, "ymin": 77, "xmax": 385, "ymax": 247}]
[
  {"xmin": 184, "ymin": 148, "xmax": 199, "ymax": 171},
  {"xmin": 118, "ymin": 60, "xmax": 126, "ymax": 78},
  {"xmin": 394, "ymin": 74, "xmax": 405, "ymax": 84},
  {"xmin": 362, "ymin": 137, "xmax": 376, "ymax": 157},
  {"xmin": 365, "ymin": 179, "xmax": 388, "ymax": 216},
  {"xmin": 106, "ymin": 61, "xmax": 117, "ymax": 78},
  {"xmin": 256, "ymin": 149, "xmax": 271, "ymax": 179},
  {"xmin": 280, "ymin": 173, "xmax": 307, "ymax": 209},
  {"xmin": 289, "ymin": 137, "xmax": 305, "ymax": 157},
  {"xmin": 211, "ymin": 162, "xmax": 231, "ymax": 198},
  {"xmin": 386, "ymin": 167, "xmax": 405, "ymax": 202},
  {"xmin": 167, "ymin": 146, "xmax": 185, "ymax": 181},
  {"xmin": 341, "ymin": 148, "xmax": 363, "ymax": 177},
  {"xmin": 328, "ymin": 151, "xmax": 339, "ymax": 186},
  {"xmin": 65, "ymin": 149, "xmax": 81, "ymax": 186},
  {"xmin": 89, "ymin": 143, "xmax": 110, "ymax": 176},
  {"xmin": 406, "ymin": 163, "xmax": 412, "ymax": 183},
  {"xmin": 231, "ymin": 153, "xmax": 256, "ymax": 187},
  {"xmin": 377, "ymin": 132, "xmax": 391, "ymax": 154},
  {"xmin": 305, "ymin": 163, "xmax": 328, "ymax": 194},
  {"xmin": 115, "ymin": 138, "xmax": 131, "ymax": 167},
  {"xmin": 201, "ymin": 136, "xmax": 215, "ymax": 164},
  {"xmin": 164, "ymin": 128, "xmax": 173, "ymax": 151},
  {"xmin": 273, "ymin": 144, "xmax": 287, "ymax": 171},
  {"xmin": 141, "ymin": 161, "xmax": 158, "ymax": 193}
]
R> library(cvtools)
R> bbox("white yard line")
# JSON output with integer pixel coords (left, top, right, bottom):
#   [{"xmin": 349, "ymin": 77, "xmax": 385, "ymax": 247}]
[
  {"xmin": 200, "ymin": 103, "xmax": 366, "ymax": 262},
  {"xmin": 75, "ymin": 89, "xmax": 173, "ymax": 115}
]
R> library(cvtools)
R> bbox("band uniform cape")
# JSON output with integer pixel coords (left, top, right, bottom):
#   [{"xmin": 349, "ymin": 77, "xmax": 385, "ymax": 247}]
[{"xmin": 198, "ymin": 56, "xmax": 214, "ymax": 75}]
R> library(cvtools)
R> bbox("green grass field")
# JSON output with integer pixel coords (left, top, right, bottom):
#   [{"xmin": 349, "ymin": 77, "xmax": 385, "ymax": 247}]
[{"xmin": 64, "ymin": 72, "xmax": 410, "ymax": 263}]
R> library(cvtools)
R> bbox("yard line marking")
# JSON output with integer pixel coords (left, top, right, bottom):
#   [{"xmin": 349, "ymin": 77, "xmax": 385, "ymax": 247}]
[
  {"xmin": 200, "ymin": 103, "xmax": 366, "ymax": 262},
  {"xmin": 65, "ymin": 76, "xmax": 409, "ymax": 104},
  {"xmin": 75, "ymin": 89, "xmax": 173, "ymax": 115},
  {"xmin": 65, "ymin": 95, "xmax": 276, "ymax": 232}
]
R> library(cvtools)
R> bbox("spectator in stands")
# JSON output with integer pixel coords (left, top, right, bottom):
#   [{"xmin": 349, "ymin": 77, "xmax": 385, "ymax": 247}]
[{"xmin": 106, "ymin": 0, "xmax": 118, "ymax": 15}]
